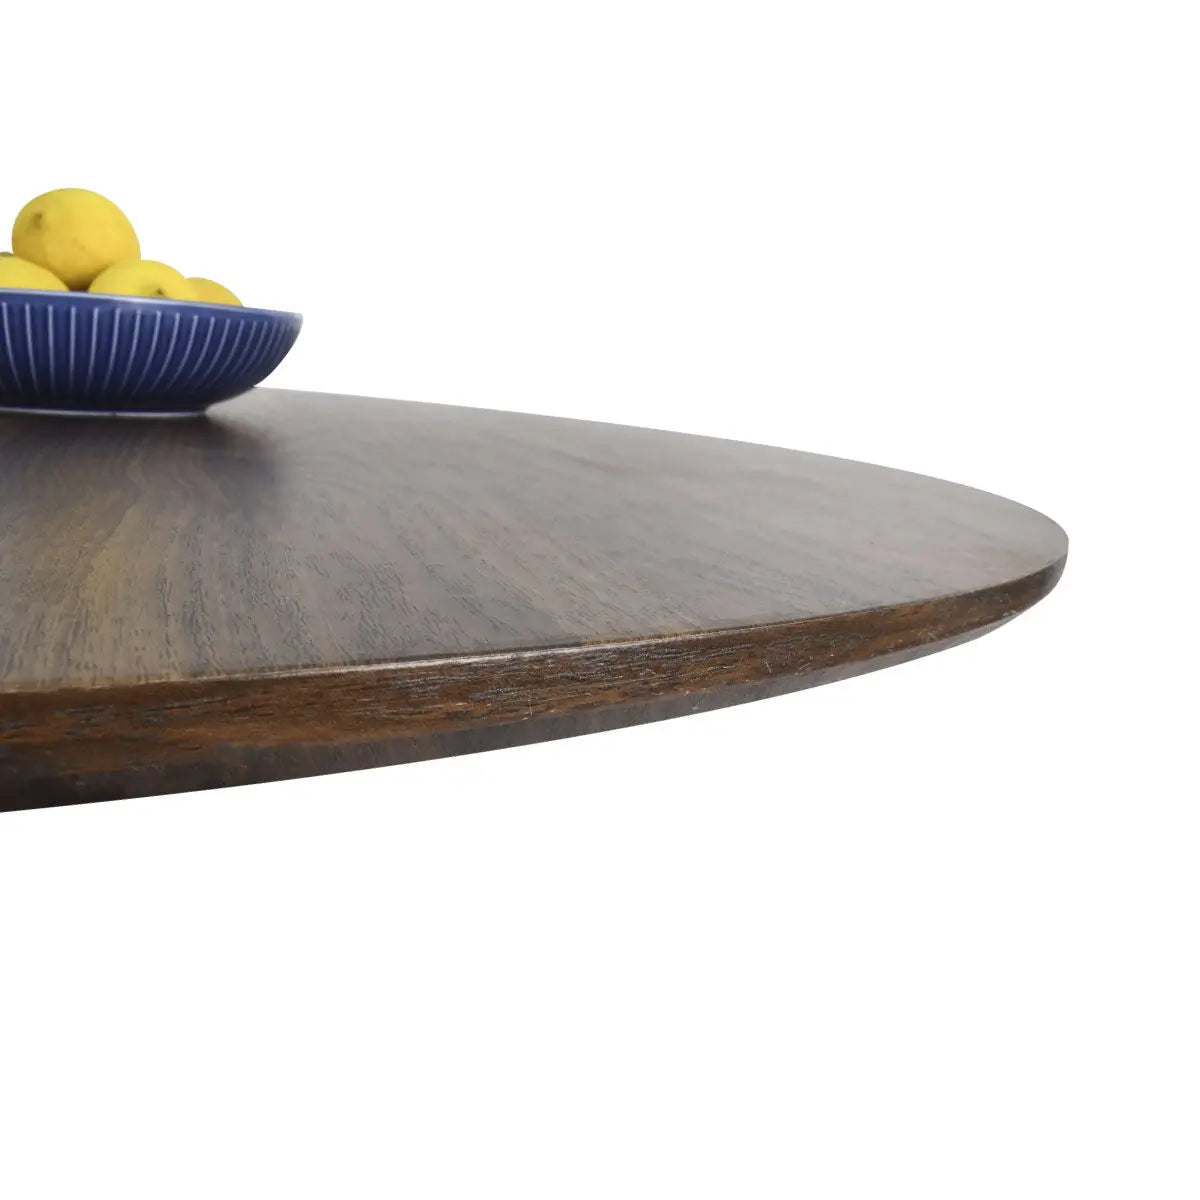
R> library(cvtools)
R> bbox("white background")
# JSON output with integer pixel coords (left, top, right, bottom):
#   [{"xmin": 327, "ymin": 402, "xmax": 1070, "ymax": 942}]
[{"xmin": 1, "ymin": 2, "xmax": 1195, "ymax": 1197}]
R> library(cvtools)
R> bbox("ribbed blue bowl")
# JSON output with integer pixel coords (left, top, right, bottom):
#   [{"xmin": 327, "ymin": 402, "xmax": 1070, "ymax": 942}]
[{"xmin": 0, "ymin": 289, "xmax": 302, "ymax": 416}]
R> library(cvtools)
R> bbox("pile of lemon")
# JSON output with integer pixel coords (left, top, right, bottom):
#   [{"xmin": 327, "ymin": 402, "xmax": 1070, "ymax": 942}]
[{"xmin": 0, "ymin": 188, "xmax": 242, "ymax": 306}]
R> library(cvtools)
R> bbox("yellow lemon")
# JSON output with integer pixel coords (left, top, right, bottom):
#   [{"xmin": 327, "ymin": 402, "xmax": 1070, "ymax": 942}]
[
  {"xmin": 12, "ymin": 189, "xmax": 140, "ymax": 290},
  {"xmin": 188, "ymin": 277, "xmax": 242, "ymax": 306},
  {"xmin": 89, "ymin": 260, "xmax": 195, "ymax": 300},
  {"xmin": 0, "ymin": 255, "xmax": 69, "ymax": 291}
]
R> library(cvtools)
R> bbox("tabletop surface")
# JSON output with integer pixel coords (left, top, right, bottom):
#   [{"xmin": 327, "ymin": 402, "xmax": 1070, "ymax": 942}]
[{"xmin": 0, "ymin": 389, "xmax": 1066, "ymax": 809}]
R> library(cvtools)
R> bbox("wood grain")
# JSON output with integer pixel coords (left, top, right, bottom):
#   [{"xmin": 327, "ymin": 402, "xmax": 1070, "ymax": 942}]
[{"xmin": 0, "ymin": 389, "xmax": 1066, "ymax": 810}]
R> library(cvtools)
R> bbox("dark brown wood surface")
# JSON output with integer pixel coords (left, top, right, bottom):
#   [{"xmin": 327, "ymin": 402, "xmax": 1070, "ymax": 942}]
[{"xmin": 0, "ymin": 388, "xmax": 1066, "ymax": 810}]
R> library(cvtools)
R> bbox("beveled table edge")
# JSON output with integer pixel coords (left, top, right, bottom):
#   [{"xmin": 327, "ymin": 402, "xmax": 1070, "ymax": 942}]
[{"xmin": 0, "ymin": 553, "xmax": 1065, "ymax": 812}]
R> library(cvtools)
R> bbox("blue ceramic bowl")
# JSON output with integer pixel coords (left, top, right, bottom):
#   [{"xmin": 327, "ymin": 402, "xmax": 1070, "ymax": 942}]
[{"xmin": 0, "ymin": 289, "xmax": 302, "ymax": 416}]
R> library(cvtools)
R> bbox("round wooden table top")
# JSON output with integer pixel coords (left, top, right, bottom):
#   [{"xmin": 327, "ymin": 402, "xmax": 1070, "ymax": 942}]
[{"xmin": 0, "ymin": 389, "xmax": 1066, "ymax": 810}]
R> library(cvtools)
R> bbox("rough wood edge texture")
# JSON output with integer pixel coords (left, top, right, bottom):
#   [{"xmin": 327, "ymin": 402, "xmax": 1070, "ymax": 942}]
[{"xmin": 1, "ymin": 560, "xmax": 1062, "ymax": 811}]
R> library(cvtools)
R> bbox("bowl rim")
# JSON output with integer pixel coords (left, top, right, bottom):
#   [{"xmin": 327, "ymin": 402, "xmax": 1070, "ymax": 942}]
[{"xmin": 0, "ymin": 287, "xmax": 301, "ymax": 322}]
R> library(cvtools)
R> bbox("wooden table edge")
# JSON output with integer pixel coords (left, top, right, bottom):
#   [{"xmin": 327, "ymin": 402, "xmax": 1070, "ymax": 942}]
[{"xmin": 0, "ymin": 554, "xmax": 1065, "ymax": 812}]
